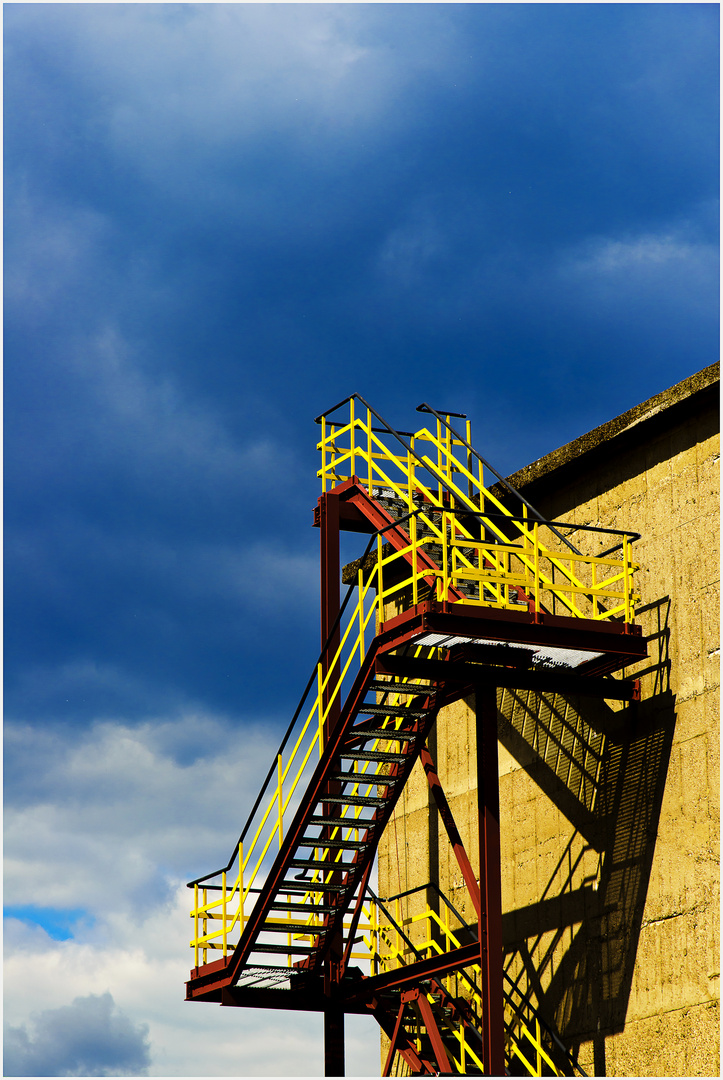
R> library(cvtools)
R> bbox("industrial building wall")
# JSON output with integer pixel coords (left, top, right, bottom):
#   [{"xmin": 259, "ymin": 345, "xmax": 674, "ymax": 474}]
[{"xmin": 377, "ymin": 365, "xmax": 720, "ymax": 1076}]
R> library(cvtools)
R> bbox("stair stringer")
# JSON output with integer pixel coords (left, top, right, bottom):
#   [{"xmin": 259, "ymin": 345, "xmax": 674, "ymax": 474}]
[{"xmin": 186, "ymin": 622, "xmax": 453, "ymax": 1002}]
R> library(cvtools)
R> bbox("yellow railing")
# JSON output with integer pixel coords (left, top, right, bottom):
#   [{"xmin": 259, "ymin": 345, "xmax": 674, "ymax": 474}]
[
  {"xmin": 359, "ymin": 892, "xmax": 575, "ymax": 1077},
  {"xmin": 189, "ymin": 541, "xmax": 441, "ymax": 964},
  {"xmin": 318, "ymin": 400, "xmax": 640, "ymax": 623}
]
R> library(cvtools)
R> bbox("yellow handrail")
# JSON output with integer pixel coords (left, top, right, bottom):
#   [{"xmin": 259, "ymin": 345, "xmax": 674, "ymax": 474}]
[
  {"xmin": 189, "ymin": 554, "xmax": 436, "ymax": 958},
  {"xmin": 317, "ymin": 405, "xmax": 639, "ymax": 623}
]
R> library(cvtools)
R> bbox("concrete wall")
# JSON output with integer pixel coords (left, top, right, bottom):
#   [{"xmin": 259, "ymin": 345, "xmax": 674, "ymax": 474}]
[{"xmin": 378, "ymin": 366, "xmax": 719, "ymax": 1076}]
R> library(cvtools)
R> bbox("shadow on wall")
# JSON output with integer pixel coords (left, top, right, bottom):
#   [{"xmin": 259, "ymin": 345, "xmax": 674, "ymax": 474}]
[{"xmin": 498, "ymin": 596, "xmax": 674, "ymax": 1076}]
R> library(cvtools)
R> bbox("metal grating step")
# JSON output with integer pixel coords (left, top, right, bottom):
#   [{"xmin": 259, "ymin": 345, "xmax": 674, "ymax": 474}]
[
  {"xmin": 308, "ymin": 814, "xmax": 375, "ymax": 828},
  {"xmin": 253, "ymin": 943, "xmax": 316, "ymax": 955},
  {"xmin": 289, "ymin": 858, "xmax": 354, "ymax": 870},
  {"xmin": 343, "ymin": 749, "xmax": 408, "ymax": 762},
  {"xmin": 299, "ymin": 836, "xmax": 369, "ymax": 850},
  {"xmin": 277, "ymin": 880, "xmax": 348, "ymax": 893},
  {"xmin": 325, "ymin": 771, "xmax": 396, "ymax": 785},
  {"xmin": 269, "ymin": 901, "xmax": 337, "ymax": 913},
  {"xmin": 344, "ymin": 730, "xmax": 415, "ymax": 744},
  {"xmin": 368, "ymin": 680, "xmax": 436, "ymax": 696},
  {"xmin": 262, "ymin": 922, "xmax": 329, "ymax": 935},
  {"xmin": 317, "ymin": 792, "xmax": 387, "ymax": 807},
  {"xmin": 359, "ymin": 704, "xmax": 428, "ymax": 717}
]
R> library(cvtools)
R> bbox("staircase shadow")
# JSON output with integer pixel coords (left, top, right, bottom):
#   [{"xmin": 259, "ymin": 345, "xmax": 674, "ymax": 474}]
[{"xmin": 497, "ymin": 596, "xmax": 675, "ymax": 1074}]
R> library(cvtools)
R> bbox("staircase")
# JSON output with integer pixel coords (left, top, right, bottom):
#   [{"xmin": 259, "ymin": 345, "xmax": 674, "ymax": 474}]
[{"xmin": 185, "ymin": 395, "xmax": 645, "ymax": 1074}]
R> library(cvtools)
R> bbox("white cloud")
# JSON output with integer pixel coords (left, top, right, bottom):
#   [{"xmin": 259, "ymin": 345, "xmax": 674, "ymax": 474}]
[
  {"xmin": 4, "ymin": 716, "xmax": 383, "ymax": 1075},
  {"xmin": 4, "ymin": 714, "xmax": 282, "ymax": 914},
  {"xmin": 559, "ymin": 229, "xmax": 717, "ymax": 280},
  {"xmin": 8, "ymin": 6, "xmax": 453, "ymax": 180}
]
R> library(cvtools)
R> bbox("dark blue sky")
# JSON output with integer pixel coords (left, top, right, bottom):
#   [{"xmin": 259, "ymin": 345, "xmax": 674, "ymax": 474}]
[
  {"xmin": 4, "ymin": 5, "xmax": 719, "ymax": 1074},
  {"xmin": 5, "ymin": 3, "xmax": 719, "ymax": 731}
]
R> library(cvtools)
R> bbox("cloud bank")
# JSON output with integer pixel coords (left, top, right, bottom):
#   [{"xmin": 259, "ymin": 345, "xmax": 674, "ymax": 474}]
[{"xmin": 4, "ymin": 992, "xmax": 151, "ymax": 1077}]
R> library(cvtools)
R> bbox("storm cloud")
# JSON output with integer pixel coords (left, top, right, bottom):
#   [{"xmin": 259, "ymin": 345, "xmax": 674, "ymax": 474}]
[{"xmin": 4, "ymin": 992, "xmax": 151, "ymax": 1077}]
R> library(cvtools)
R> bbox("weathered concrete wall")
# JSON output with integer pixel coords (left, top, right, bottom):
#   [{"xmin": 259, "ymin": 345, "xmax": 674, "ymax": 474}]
[{"xmin": 378, "ymin": 365, "xmax": 719, "ymax": 1076}]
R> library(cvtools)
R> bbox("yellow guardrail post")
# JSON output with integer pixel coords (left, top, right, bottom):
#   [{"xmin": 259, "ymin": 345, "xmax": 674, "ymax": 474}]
[
  {"xmin": 202, "ymin": 887, "xmax": 208, "ymax": 966},
  {"xmin": 366, "ymin": 407, "xmax": 372, "ymax": 491},
  {"xmin": 349, "ymin": 396, "xmax": 355, "ymax": 476},
  {"xmin": 442, "ymin": 510, "xmax": 449, "ymax": 601},
  {"xmin": 222, "ymin": 870, "xmax": 227, "ymax": 957},
  {"xmin": 358, "ymin": 569, "xmax": 365, "ymax": 659},
  {"xmin": 317, "ymin": 663, "xmax": 324, "ymax": 757},
  {"xmin": 533, "ymin": 520, "xmax": 540, "ymax": 613},
  {"xmin": 411, "ymin": 512, "xmax": 418, "ymax": 606},
  {"xmin": 239, "ymin": 842, "xmax": 245, "ymax": 934},
  {"xmin": 623, "ymin": 535, "xmax": 632, "ymax": 622},
  {"xmin": 320, "ymin": 415, "xmax": 326, "ymax": 492},
  {"xmin": 409, "ymin": 433, "xmax": 416, "ymax": 505},
  {"xmin": 194, "ymin": 884, "xmax": 199, "ymax": 968},
  {"xmin": 277, "ymin": 754, "xmax": 284, "ymax": 849}
]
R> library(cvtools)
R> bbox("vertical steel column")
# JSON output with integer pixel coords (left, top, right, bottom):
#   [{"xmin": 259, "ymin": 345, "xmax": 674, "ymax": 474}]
[
  {"xmin": 476, "ymin": 686, "xmax": 505, "ymax": 1077},
  {"xmin": 324, "ymin": 1005, "xmax": 345, "ymax": 1076},
  {"xmin": 319, "ymin": 491, "xmax": 341, "ymax": 740},
  {"xmin": 319, "ymin": 490, "xmax": 344, "ymax": 1075}
]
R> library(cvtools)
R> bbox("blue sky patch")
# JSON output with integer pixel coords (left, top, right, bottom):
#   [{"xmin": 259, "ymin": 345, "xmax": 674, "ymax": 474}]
[{"xmin": 3, "ymin": 906, "xmax": 93, "ymax": 941}]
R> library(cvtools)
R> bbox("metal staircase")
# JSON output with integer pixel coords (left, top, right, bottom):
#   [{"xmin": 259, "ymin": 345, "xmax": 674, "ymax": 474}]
[{"xmin": 185, "ymin": 395, "xmax": 646, "ymax": 1075}]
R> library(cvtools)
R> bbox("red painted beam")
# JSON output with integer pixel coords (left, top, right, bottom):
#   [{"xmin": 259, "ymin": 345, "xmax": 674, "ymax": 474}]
[
  {"xmin": 476, "ymin": 686, "xmax": 505, "ymax": 1077},
  {"xmin": 419, "ymin": 744, "xmax": 481, "ymax": 919}
]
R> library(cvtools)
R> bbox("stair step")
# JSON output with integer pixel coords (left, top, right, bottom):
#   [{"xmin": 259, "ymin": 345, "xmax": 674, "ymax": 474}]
[
  {"xmin": 289, "ymin": 858, "xmax": 353, "ymax": 870},
  {"xmin": 308, "ymin": 814, "xmax": 375, "ymax": 828},
  {"xmin": 253, "ymin": 943, "xmax": 317, "ymax": 955},
  {"xmin": 368, "ymin": 681, "xmax": 436, "ymax": 695},
  {"xmin": 318, "ymin": 793, "xmax": 387, "ymax": 806},
  {"xmin": 360, "ymin": 704, "xmax": 428, "ymax": 717},
  {"xmin": 300, "ymin": 836, "xmax": 369, "ymax": 850},
  {"xmin": 343, "ymin": 749, "xmax": 408, "ymax": 763},
  {"xmin": 278, "ymin": 880, "xmax": 348, "ymax": 893},
  {"xmin": 326, "ymin": 771, "xmax": 396, "ymax": 785},
  {"xmin": 345, "ymin": 730, "xmax": 415, "ymax": 744},
  {"xmin": 269, "ymin": 900, "xmax": 337, "ymax": 913},
  {"xmin": 262, "ymin": 922, "xmax": 329, "ymax": 935}
]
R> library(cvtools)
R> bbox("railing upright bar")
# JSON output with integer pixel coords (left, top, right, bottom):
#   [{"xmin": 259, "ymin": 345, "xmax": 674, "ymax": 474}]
[
  {"xmin": 221, "ymin": 871, "xmax": 227, "ymax": 956},
  {"xmin": 239, "ymin": 843, "xmax": 245, "ymax": 933},
  {"xmin": 277, "ymin": 755, "xmax": 283, "ymax": 849},
  {"xmin": 317, "ymin": 663, "xmax": 324, "ymax": 757},
  {"xmin": 358, "ymin": 570, "xmax": 365, "ymax": 660},
  {"xmin": 349, "ymin": 397, "xmax": 355, "ymax": 475},
  {"xmin": 194, "ymin": 884, "xmax": 199, "ymax": 969},
  {"xmin": 534, "ymin": 521, "xmax": 540, "ymax": 612},
  {"xmin": 202, "ymin": 887, "xmax": 208, "ymax": 966}
]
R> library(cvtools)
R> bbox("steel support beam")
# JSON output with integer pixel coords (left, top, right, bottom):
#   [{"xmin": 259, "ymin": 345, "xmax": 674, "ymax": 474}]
[
  {"xmin": 319, "ymin": 491, "xmax": 341, "ymax": 740},
  {"xmin": 476, "ymin": 686, "xmax": 505, "ymax": 1077},
  {"xmin": 324, "ymin": 1004, "xmax": 345, "ymax": 1077},
  {"xmin": 379, "ymin": 651, "xmax": 641, "ymax": 701},
  {"xmin": 420, "ymin": 744, "xmax": 481, "ymax": 918}
]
